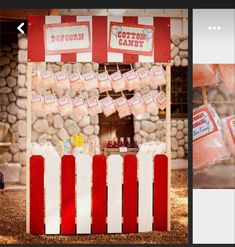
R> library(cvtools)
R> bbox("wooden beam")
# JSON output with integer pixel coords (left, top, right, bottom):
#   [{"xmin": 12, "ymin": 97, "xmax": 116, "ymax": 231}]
[
  {"xmin": 166, "ymin": 64, "xmax": 171, "ymax": 231},
  {"xmin": 26, "ymin": 62, "xmax": 33, "ymax": 234}
]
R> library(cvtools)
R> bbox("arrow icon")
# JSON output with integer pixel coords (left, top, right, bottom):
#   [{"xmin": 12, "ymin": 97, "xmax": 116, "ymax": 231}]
[{"xmin": 17, "ymin": 23, "xmax": 24, "ymax": 34}]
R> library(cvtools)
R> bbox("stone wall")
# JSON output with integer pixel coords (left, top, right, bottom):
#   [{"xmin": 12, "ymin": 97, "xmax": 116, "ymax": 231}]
[
  {"xmin": 171, "ymin": 35, "xmax": 188, "ymax": 67},
  {"xmin": 0, "ymin": 41, "xmax": 22, "ymax": 164}
]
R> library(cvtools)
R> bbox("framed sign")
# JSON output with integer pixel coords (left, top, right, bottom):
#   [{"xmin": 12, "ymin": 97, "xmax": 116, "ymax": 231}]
[
  {"xmin": 192, "ymin": 107, "xmax": 219, "ymax": 143},
  {"xmin": 43, "ymin": 21, "xmax": 91, "ymax": 55},
  {"xmin": 108, "ymin": 22, "xmax": 154, "ymax": 56}
]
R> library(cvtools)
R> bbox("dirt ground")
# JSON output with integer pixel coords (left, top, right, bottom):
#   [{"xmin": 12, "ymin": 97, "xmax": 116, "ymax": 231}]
[{"xmin": 0, "ymin": 169, "xmax": 188, "ymax": 244}]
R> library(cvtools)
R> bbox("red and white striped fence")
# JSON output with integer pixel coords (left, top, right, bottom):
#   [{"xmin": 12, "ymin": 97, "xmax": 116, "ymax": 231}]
[{"xmin": 29, "ymin": 154, "xmax": 169, "ymax": 235}]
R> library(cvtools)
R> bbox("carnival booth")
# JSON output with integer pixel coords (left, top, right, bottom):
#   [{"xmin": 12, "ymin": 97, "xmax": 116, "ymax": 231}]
[{"xmin": 26, "ymin": 15, "xmax": 172, "ymax": 234}]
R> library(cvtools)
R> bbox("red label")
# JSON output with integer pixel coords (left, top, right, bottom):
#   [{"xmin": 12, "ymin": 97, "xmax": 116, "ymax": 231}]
[
  {"xmin": 193, "ymin": 107, "xmax": 219, "ymax": 143},
  {"xmin": 115, "ymin": 96, "xmax": 127, "ymax": 106},
  {"xmin": 125, "ymin": 71, "xmax": 137, "ymax": 80},
  {"xmin": 129, "ymin": 96, "xmax": 141, "ymax": 106},
  {"xmin": 101, "ymin": 97, "xmax": 113, "ymax": 108},
  {"xmin": 32, "ymin": 94, "xmax": 42, "ymax": 103},
  {"xmin": 227, "ymin": 116, "xmax": 235, "ymax": 144}
]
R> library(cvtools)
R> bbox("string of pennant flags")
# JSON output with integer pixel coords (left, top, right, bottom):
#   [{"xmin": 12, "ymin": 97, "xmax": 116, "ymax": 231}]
[{"xmin": 31, "ymin": 64, "xmax": 167, "ymax": 119}]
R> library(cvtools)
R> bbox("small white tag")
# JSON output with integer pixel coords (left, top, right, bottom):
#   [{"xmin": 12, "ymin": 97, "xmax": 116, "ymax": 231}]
[
  {"xmin": 98, "ymin": 72, "xmax": 109, "ymax": 82},
  {"xmin": 87, "ymin": 97, "xmax": 98, "ymax": 108},
  {"xmin": 129, "ymin": 96, "xmax": 141, "ymax": 106},
  {"xmin": 125, "ymin": 71, "xmax": 137, "ymax": 80},
  {"xmin": 111, "ymin": 71, "xmax": 122, "ymax": 81},
  {"xmin": 116, "ymin": 97, "xmax": 127, "ymax": 106},
  {"xmin": 119, "ymin": 147, "xmax": 127, "ymax": 152},
  {"xmin": 69, "ymin": 73, "xmax": 81, "ymax": 82},
  {"xmin": 41, "ymin": 71, "xmax": 53, "ymax": 79},
  {"xmin": 59, "ymin": 96, "xmax": 70, "ymax": 106},
  {"xmin": 31, "ymin": 94, "xmax": 41, "ymax": 103},
  {"xmin": 137, "ymin": 69, "xmax": 149, "ymax": 79},
  {"xmin": 84, "ymin": 72, "xmax": 95, "ymax": 81},
  {"xmin": 44, "ymin": 94, "xmax": 55, "ymax": 104},
  {"xmin": 73, "ymin": 96, "xmax": 84, "ymax": 107},
  {"xmin": 55, "ymin": 71, "xmax": 68, "ymax": 81},
  {"xmin": 101, "ymin": 97, "xmax": 113, "ymax": 108}
]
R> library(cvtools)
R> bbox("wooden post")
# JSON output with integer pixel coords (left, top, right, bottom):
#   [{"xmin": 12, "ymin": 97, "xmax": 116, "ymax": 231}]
[
  {"xmin": 166, "ymin": 64, "xmax": 171, "ymax": 231},
  {"xmin": 26, "ymin": 62, "xmax": 33, "ymax": 233},
  {"xmin": 201, "ymin": 85, "xmax": 208, "ymax": 106}
]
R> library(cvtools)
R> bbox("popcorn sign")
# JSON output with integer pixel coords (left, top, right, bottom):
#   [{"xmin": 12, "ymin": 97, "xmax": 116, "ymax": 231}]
[
  {"xmin": 44, "ymin": 22, "xmax": 91, "ymax": 55},
  {"xmin": 109, "ymin": 22, "xmax": 154, "ymax": 56}
]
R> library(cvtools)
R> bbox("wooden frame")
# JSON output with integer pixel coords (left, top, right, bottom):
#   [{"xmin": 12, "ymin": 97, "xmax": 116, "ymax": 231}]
[{"xmin": 26, "ymin": 62, "xmax": 172, "ymax": 233}]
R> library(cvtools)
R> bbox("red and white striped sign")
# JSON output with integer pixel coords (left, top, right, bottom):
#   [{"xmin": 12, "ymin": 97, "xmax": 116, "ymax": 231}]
[
  {"xmin": 28, "ymin": 16, "xmax": 170, "ymax": 62},
  {"xmin": 30, "ymin": 154, "xmax": 169, "ymax": 234}
]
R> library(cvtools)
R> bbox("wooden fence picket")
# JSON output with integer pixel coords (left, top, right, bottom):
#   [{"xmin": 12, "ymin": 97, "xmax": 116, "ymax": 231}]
[{"xmin": 29, "ymin": 153, "xmax": 169, "ymax": 235}]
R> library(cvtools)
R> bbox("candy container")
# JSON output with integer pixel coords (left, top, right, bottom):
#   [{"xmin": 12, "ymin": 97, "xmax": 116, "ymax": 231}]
[
  {"xmin": 69, "ymin": 72, "xmax": 84, "ymax": 93},
  {"xmin": 150, "ymin": 65, "xmax": 166, "ymax": 87},
  {"xmin": 31, "ymin": 94, "xmax": 44, "ymax": 112},
  {"xmin": 136, "ymin": 67, "xmax": 152, "ymax": 88},
  {"xmin": 114, "ymin": 96, "xmax": 131, "ymax": 119},
  {"xmin": 155, "ymin": 90, "xmax": 167, "ymax": 111},
  {"xmin": 141, "ymin": 93, "xmax": 157, "ymax": 114},
  {"xmin": 86, "ymin": 96, "xmax": 103, "ymax": 116},
  {"xmin": 110, "ymin": 71, "xmax": 126, "ymax": 93},
  {"xmin": 128, "ymin": 96, "xmax": 145, "ymax": 116},
  {"xmin": 100, "ymin": 96, "xmax": 116, "ymax": 117},
  {"xmin": 193, "ymin": 64, "xmax": 218, "ymax": 88},
  {"xmin": 83, "ymin": 71, "xmax": 98, "ymax": 91},
  {"xmin": 222, "ymin": 115, "xmax": 235, "ymax": 156},
  {"xmin": 32, "ymin": 69, "xmax": 43, "ymax": 88},
  {"xmin": 124, "ymin": 69, "xmax": 140, "ymax": 91},
  {"xmin": 97, "ymin": 71, "xmax": 112, "ymax": 93},
  {"xmin": 193, "ymin": 104, "xmax": 229, "ymax": 170},
  {"xmin": 58, "ymin": 95, "xmax": 73, "ymax": 116},
  {"xmin": 73, "ymin": 96, "xmax": 89, "ymax": 118},
  {"xmin": 218, "ymin": 64, "xmax": 235, "ymax": 93},
  {"xmin": 41, "ymin": 70, "xmax": 55, "ymax": 90},
  {"xmin": 44, "ymin": 94, "xmax": 58, "ymax": 114},
  {"xmin": 54, "ymin": 70, "xmax": 70, "ymax": 92}
]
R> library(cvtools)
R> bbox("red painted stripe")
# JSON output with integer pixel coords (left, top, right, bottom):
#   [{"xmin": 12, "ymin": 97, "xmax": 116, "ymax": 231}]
[
  {"xmin": 30, "ymin": 155, "xmax": 44, "ymax": 234},
  {"xmin": 154, "ymin": 17, "xmax": 171, "ymax": 63},
  {"xmin": 92, "ymin": 155, "xmax": 107, "ymax": 233},
  {"xmin": 61, "ymin": 155, "xmax": 76, "ymax": 234},
  {"xmin": 123, "ymin": 155, "xmax": 138, "ymax": 233},
  {"xmin": 28, "ymin": 16, "xmax": 45, "ymax": 62},
  {"xmin": 92, "ymin": 16, "xmax": 107, "ymax": 62},
  {"xmin": 123, "ymin": 17, "xmax": 139, "ymax": 63},
  {"xmin": 61, "ymin": 16, "xmax": 77, "ymax": 62},
  {"xmin": 153, "ymin": 154, "xmax": 168, "ymax": 231}
]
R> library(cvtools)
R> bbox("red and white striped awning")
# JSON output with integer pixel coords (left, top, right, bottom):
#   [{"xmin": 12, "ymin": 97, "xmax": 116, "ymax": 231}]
[{"xmin": 28, "ymin": 16, "xmax": 170, "ymax": 63}]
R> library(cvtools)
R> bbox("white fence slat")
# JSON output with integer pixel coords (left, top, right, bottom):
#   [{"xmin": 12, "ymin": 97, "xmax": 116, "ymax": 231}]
[
  {"xmin": 138, "ymin": 17, "xmax": 154, "ymax": 62},
  {"xmin": 76, "ymin": 16, "xmax": 92, "ymax": 62},
  {"xmin": 45, "ymin": 16, "xmax": 61, "ymax": 62},
  {"xmin": 107, "ymin": 16, "xmax": 124, "ymax": 62},
  {"xmin": 107, "ymin": 155, "xmax": 123, "ymax": 233},
  {"xmin": 45, "ymin": 153, "xmax": 61, "ymax": 234},
  {"xmin": 76, "ymin": 154, "xmax": 92, "ymax": 234},
  {"xmin": 138, "ymin": 154, "xmax": 153, "ymax": 232}
]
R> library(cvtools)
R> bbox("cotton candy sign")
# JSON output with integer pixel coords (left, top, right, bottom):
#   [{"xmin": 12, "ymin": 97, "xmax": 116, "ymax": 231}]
[
  {"xmin": 193, "ymin": 108, "xmax": 218, "ymax": 142},
  {"xmin": 108, "ymin": 22, "xmax": 154, "ymax": 56}
]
